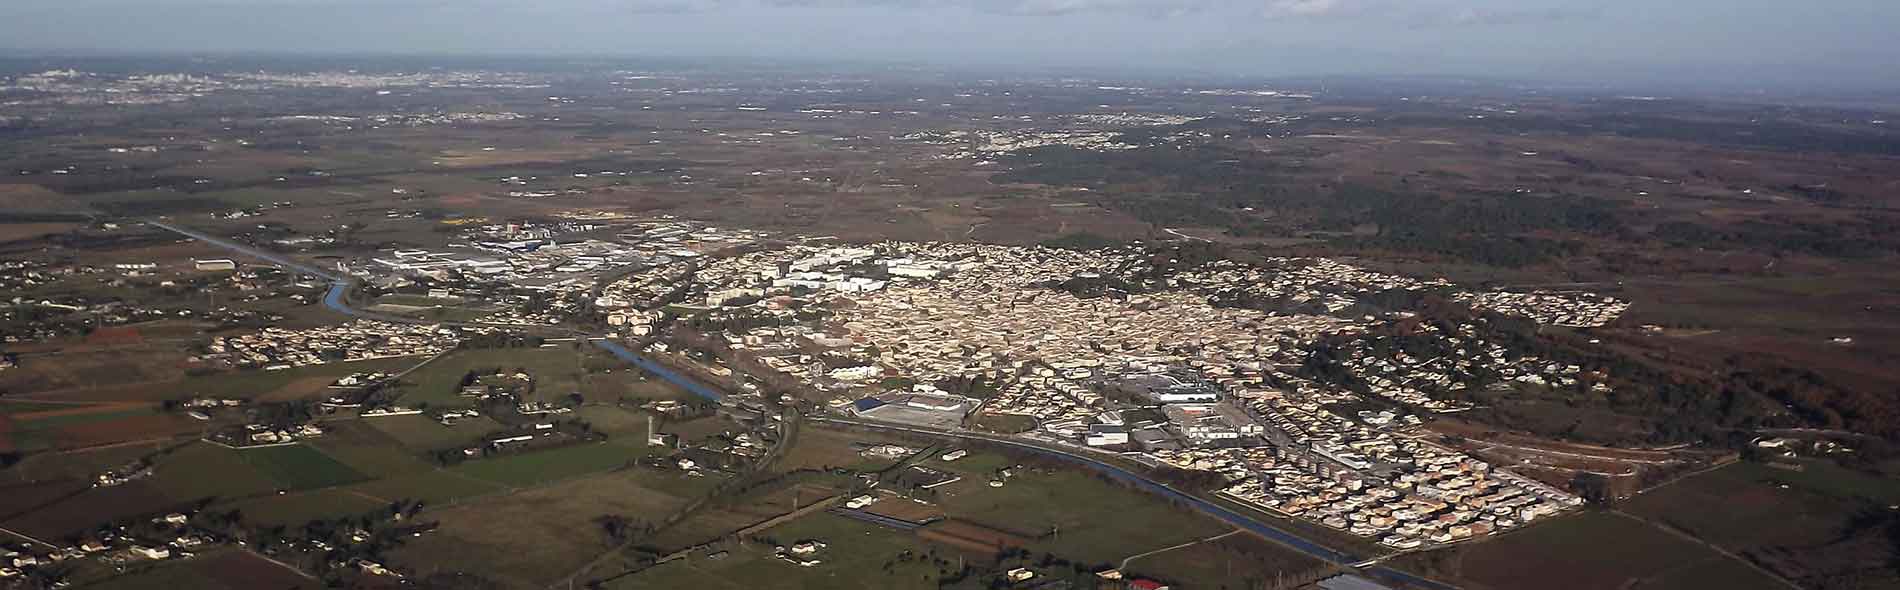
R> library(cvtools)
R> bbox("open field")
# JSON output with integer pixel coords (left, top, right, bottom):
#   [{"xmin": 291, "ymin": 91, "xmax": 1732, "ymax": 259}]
[
  {"xmin": 392, "ymin": 346, "xmax": 587, "ymax": 407},
  {"xmin": 306, "ymin": 420, "xmax": 440, "ymax": 477},
  {"xmin": 773, "ymin": 427, "xmax": 912, "ymax": 473},
  {"xmin": 641, "ymin": 475, "xmax": 848, "ymax": 552},
  {"xmin": 342, "ymin": 469, "xmax": 506, "ymax": 505},
  {"xmin": 1121, "ymin": 530, "xmax": 1330, "ymax": 590},
  {"xmin": 1624, "ymin": 460, "xmax": 1900, "ymax": 588},
  {"xmin": 608, "ymin": 511, "xmax": 954, "ymax": 590},
  {"xmin": 363, "ymin": 413, "xmax": 505, "ymax": 452},
  {"xmin": 448, "ymin": 441, "xmax": 649, "ymax": 487},
  {"xmin": 215, "ymin": 487, "xmax": 388, "ymax": 527},
  {"xmin": 1427, "ymin": 510, "xmax": 1785, "ymax": 590},
  {"xmin": 931, "ymin": 468, "xmax": 1230, "ymax": 565},
  {"xmin": 388, "ymin": 470, "xmax": 697, "ymax": 588},
  {"xmin": 142, "ymin": 441, "xmax": 283, "ymax": 501},
  {"xmin": 79, "ymin": 549, "xmax": 316, "ymax": 590},
  {"xmin": 236, "ymin": 443, "xmax": 371, "ymax": 490}
]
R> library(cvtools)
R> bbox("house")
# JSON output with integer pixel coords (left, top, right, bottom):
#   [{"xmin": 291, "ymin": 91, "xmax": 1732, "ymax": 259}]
[
  {"xmin": 1006, "ymin": 568, "xmax": 1036, "ymax": 582},
  {"xmin": 129, "ymin": 546, "xmax": 171, "ymax": 560}
]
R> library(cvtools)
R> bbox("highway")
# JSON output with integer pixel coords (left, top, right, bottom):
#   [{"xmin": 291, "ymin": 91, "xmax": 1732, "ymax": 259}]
[{"xmin": 149, "ymin": 218, "xmax": 1456, "ymax": 590}]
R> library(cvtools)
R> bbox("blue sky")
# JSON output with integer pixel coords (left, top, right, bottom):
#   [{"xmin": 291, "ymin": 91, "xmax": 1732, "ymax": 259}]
[{"xmin": 4, "ymin": 0, "xmax": 1895, "ymax": 87}]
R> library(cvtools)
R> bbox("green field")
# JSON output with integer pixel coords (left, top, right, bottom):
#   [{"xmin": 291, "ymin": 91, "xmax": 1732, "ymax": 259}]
[
  {"xmin": 144, "ymin": 442, "xmax": 282, "ymax": 502},
  {"xmin": 216, "ymin": 487, "xmax": 387, "ymax": 527},
  {"xmin": 610, "ymin": 511, "xmax": 954, "ymax": 590},
  {"xmin": 393, "ymin": 346, "xmax": 588, "ymax": 406},
  {"xmin": 237, "ymin": 444, "xmax": 370, "ymax": 490},
  {"xmin": 449, "ymin": 442, "xmax": 648, "ymax": 487},
  {"xmin": 933, "ymin": 468, "xmax": 1230, "ymax": 565},
  {"xmin": 307, "ymin": 421, "xmax": 439, "ymax": 477},
  {"xmin": 178, "ymin": 356, "xmax": 421, "ymax": 400},
  {"xmin": 388, "ymin": 470, "xmax": 696, "ymax": 587},
  {"xmin": 343, "ymin": 470, "xmax": 506, "ymax": 505},
  {"xmin": 364, "ymin": 413, "xmax": 506, "ymax": 452}
]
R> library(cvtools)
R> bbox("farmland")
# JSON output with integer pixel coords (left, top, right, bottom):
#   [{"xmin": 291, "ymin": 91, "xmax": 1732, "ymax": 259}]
[
  {"xmin": 1410, "ymin": 510, "xmax": 1787, "ymax": 590},
  {"xmin": 1623, "ymin": 461, "xmax": 1900, "ymax": 589},
  {"xmin": 234, "ymin": 443, "xmax": 370, "ymax": 490},
  {"xmin": 447, "ymin": 441, "xmax": 651, "ymax": 487},
  {"xmin": 390, "ymin": 346, "xmax": 589, "ymax": 407},
  {"xmin": 386, "ymin": 470, "xmax": 700, "ymax": 587}
]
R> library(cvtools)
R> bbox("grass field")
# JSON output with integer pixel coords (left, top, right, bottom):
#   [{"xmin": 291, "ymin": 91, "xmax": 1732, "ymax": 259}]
[
  {"xmin": 343, "ymin": 470, "xmax": 506, "ymax": 505},
  {"xmin": 364, "ymin": 413, "xmax": 506, "ymax": 452},
  {"xmin": 388, "ymin": 470, "xmax": 696, "ymax": 587},
  {"xmin": 236, "ymin": 444, "xmax": 370, "ymax": 490},
  {"xmin": 307, "ymin": 420, "xmax": 440, "ymax": 477},
  {"xmin": 78, "ymin": 549, "xmax": 316, "ymax": 590},
  {"xmin": 1121, "ymin": 530, "xmax": 1329, "ymax": 589},
  {"xmin": 1446, "ymin": 510, "xmax": 1784, "ymax": 590},
  {"xmin": 932, "ymin": 468, "xmax": 1230, "ymax": 566},
  {"xmin": 180, "ymin": 356, "xmax": 422, "ymax": 400},
  {"xmin": 608, "ymin": 511, "xmax": 952, "ymax": 590},
  {"xmin": 143, "ymin": 441, "xmax": 283, "ymax": 502},
  {"xmin": 774, "ymin": 428, "xmax": 911, "ymax": 473},
  {"xmin": 215, "ymin": 487, "xmax": 388, "ymax": 527},
  {"xmin": 393, "ymin": 346, "xmax": 588, "ymax": 407},
  {"xmin": 449, "ymin": 442, "xmax": 648, "ymax": 487}
]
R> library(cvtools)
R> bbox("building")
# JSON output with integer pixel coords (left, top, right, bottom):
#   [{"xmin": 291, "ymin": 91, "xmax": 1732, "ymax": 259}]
[
  {"xmin": 192, "ymin": 258, "xmax": 237, "ymax": 271},
  {"xmin": 1087, "ymin": 424, "xmax": 1131, "ymax": 446}
]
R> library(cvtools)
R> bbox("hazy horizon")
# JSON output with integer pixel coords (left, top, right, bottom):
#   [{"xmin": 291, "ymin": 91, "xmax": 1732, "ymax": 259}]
[{"xmin": 4, "ymin": 0, "xmax": 1898, "ymax": 92}]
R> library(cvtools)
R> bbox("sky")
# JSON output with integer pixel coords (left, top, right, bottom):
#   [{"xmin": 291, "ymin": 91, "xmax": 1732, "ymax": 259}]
[{"xmin": 3, "ymin": 0, "xmax": 1896, "ymax": 87}]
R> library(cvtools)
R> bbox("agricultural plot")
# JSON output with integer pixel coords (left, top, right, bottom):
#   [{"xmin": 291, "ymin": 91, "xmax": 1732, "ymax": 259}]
[
  {"xmin": 236, "ymin": 444, "xmax": 370, "ymax": 490},
  {"xmin": 642, "ymin": 475, "xmax": 848, "ymax": 552},
  {"xmin": 307, "ymin": 420, "xmax": 439, "ymax": 478},
  {"xmin": 611, "ymin": 511, "xmax": 953, "ymax": 590},
  {"xmin": 143, "ymin": 442, "xmax": 282, "ymax": 502},
  {"xmin": 1, "ymin": 480, "xmax": 183, "ymax": 540},
  {"xmin": 1624, "ymin": 460, "xmax": 1900, "ymax": 588},
  {"xmin": 1120, "ymin": 530, "xmax": 1329, "ymax": 590},
  {"xmin": 81, "ymin": 549, "xmax": 316, "ymax": 590},
  {"xmin": 215, "ymin": 488, "xmax": 387, "ymax": 527},
  {"xmin": 1448, "ymin": 510, "xmax": 1783, "ymax": 590},
  {"xmin": 388, "ymin": 470, "xmax": 697, "ymax": 587},
  {"xmin": 775, "ymin": 428, "xmax": 914, "ymax": 473},
  {"xmin": 0, "ymin": 440, "xmax": 168, "ymax": 486},
  {"xmin": 931, "ymin": 468, "xmax": 1230, "ymax": 565},
  {"xmin": 365, "ymin": 413, "xmax": 506, "ymax": 452},
  {"xmin": 574, "ymin": 405, "xmax": 653, "ymax": 442},
  {"xmin": 392, "ymin": 346, "xmax": 588, "ymax": 406},
  {"xmin": 448, "ymin": 442, "xmax": 648, "ymax": 487},
  {"xmin": 179, "ymin": 356, "xmax": 422, "ymax": 400},
  {"xmin": 343, "ymin": 470, "xmax": 506, "ymax": 506}
]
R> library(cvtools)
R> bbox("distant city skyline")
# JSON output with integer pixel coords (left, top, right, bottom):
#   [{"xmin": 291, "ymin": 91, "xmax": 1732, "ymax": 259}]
[{"xmin": 4, "ymin": 0, "xmax": 1897, "ymax": 90}]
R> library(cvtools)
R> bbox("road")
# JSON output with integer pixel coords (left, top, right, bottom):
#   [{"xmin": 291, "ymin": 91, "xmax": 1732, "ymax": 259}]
[{"xmin": 152, "ymin": 219, "xmax": 1454, "ymax": 590}]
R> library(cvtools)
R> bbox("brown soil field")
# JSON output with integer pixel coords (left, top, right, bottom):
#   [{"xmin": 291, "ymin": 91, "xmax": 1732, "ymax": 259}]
[
  {"xmin": 864, "ymin": 496, "xmax": 944, "ymax": 525},
  {"xmin": 1, "ymin": 480, "xmax": 185, "ymax": 539},
  {"xmin": 50, "ymin": 414, "xmax": 202, "ymax": 449},
  {"xmin": 10, "ymin": 402, "xmax": 150, "ymax": 421},
  {"xmin": 84, "ymin": 326, "xmax": 145, "ymax": 347},
  {"xmin": 915, "ymin": 519, "xmax": 1031, "ymax": 554},
  {"xmin": 0, "ymin": 479, "xmax": 88, "ymax": 520},
  {"xmin": 193, "ymin": 550, "xmax": 319, "ymax": 590},
  {"xmin": 255, "ymin": 376, "xmax": 340, "ymax": 402}
]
